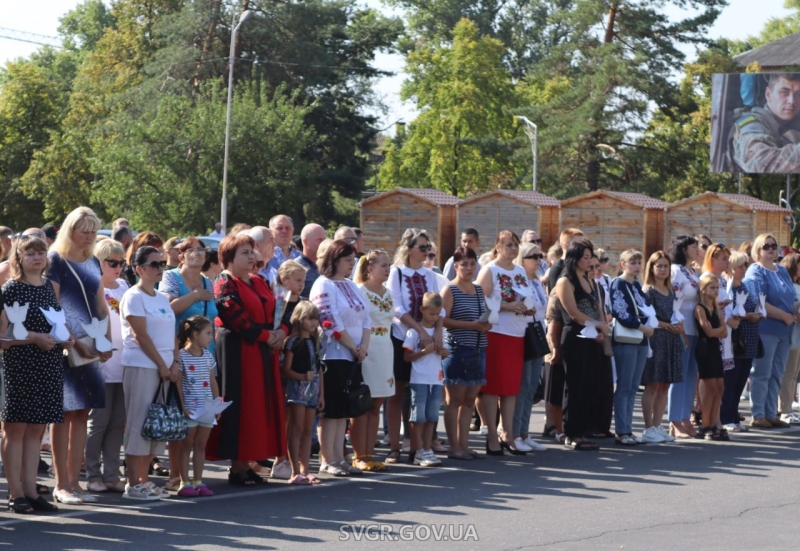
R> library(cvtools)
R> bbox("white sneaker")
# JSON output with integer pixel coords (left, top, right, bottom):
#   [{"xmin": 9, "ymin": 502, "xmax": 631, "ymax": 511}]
[
  {"xmin": 642, "ymin": 427, "xmax": 666, "ymax": 444},
  {"xmin": 523, "ymin": 437, "xmax": 547, "ymax": 451},
  {"xmin": 422, "ymin": 450, "xmax": 442, "ymax": 465},
  {"xmin": 634, "ymin": 435, "xmax": 644, "ymax": 444},
  {"xmin": 401, "ymin": 438, "xmax": 411, "ymax": 453},
  {"xmin": 413, "ymin": 450, "xmax": 437, "ymax": 467},
  {"xmin": 792, "ymin": 401, "xmax": 800, "ymax": 411},
  {"xmin": 479, "ymin": 426, "xmax": 488, "ymax": 436},
  {"xmin": 656, "ymin": 426, "xmax": 675, "ymax": 442},
  {"xmin": 513, "ymin": 437, "xmax": 533, "ymax": 452},
  {"xmin": 780, "ymin": 413, "xmax": 800, "ymax": 424},
  {"xmin": 270, "ymin": 460, "xmax": 292, "ymax": 480},
  {"xmin": 123, "ymin": 483, "xmax": 161, "ymax": 501}
]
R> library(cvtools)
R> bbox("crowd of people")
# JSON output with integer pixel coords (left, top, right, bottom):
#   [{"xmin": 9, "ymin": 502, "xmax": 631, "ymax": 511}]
[{"xmin": 1, "ymin": 209, "xmax": 799, "ymax": 514}]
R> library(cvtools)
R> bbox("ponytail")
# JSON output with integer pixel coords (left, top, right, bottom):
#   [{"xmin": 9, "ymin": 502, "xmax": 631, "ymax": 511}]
[
  {"xmin": 354, "ymin": 255, "xmax": 370, "ymax": 284},
  {"xmin": 178, "ymin": 315, "xmax": 212, "ymax": 349}
]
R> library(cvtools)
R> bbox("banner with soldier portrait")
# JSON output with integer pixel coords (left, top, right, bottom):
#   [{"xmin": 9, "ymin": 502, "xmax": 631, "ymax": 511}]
[{"xmin": 710, "ymin": 73, "xmax": 800, "ymax": 173}]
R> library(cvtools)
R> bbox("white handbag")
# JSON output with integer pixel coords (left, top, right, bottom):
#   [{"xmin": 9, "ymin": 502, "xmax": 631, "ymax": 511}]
[{"xmin": 613, "ymin": 283, "xmax": 644, "ymax": 345}]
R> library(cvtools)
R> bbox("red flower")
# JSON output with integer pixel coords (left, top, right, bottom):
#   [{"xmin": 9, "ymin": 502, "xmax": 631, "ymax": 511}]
[
  {"xmin": 189, "ymin": 365, "xmax": 196, "ymax": 371},
  {"xmin": 332, "ymin": 331, "xmax": 342, "ymax": 340},
  {"xmin": 203, "ymin": 381, "xmax": 209, "ymax": 387},
  {"xmin": 322, "ymin": 320, "xmax": 333, "ymax": 329}
]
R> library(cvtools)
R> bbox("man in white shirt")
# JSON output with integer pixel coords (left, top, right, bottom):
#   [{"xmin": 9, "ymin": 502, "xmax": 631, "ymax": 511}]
[
  {"xmin": 443, "ymin": 228, "xmax": 481, "ymax": 280},
  {"xmin": 209, "ymin": 222, "xmax": 225, "ymax": 239}
]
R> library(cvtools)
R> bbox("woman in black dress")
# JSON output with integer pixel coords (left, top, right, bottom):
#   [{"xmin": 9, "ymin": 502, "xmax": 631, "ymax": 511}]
[
  {"xmin": 554, "ymin": 242, "xmax": 610, "ymax": 450},
  {"xmin": 1, "ymin": 236, "xmax": 72, "ymax": 513}
]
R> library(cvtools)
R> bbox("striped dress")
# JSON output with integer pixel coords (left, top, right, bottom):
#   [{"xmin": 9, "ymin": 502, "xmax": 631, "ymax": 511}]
[{"xmin": 444, "ymin": 284, "xmax": 488, "ymax": 349}]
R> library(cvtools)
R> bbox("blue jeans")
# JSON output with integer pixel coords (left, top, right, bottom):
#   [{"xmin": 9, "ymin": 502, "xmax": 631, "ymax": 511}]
[
  {"xmin": 409, "ymin": 384, "xmax": 443, "ymax": 423},
  {"xmin": 668, "ymin": 334, "xmax": 698, "ymax": 422},
  {"xmin": 613, "ymin": 343, "xmax": 648, "ymax": 435},
  {"xmin": 750, "ymin": 332, "xmax": 791, "ymax": 420},
  {"xmin": 512, "ymin": 357, "xmax": 544, "ymax": 436}
]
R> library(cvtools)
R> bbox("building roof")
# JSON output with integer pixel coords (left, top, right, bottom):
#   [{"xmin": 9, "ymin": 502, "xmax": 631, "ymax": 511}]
[
  {"xmin": 719, "ymin": 193, "xmax": 791, "ymax": 213},
  {"xmin": 560, "ymin": 190, "xmax": 667, "ymax": 209},
  {"xmin": 458, "ymin": 189, "xmax": 561, "ymax": 208},
  {"xmin": 360, "ymin": 187, "xmax": 461, "ymax": 207},
  {"xmin": 605, "ymin": 191, "xmax": 669, "ymax": 210},
  {"xmin": 734, "ymin": 31, "xmax": 800, "ymax": 69}
]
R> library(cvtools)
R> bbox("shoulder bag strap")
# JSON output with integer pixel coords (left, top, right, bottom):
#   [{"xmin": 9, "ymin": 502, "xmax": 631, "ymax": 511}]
[
  {"xmin": 63, "ymin": 258, "xmax": 93, "ymax": 318},
  {"xmin": 202, "ymin": 277, "xmax": 208, "ymax": 317},
  {"xmin": 624, "ymin": 282, "xmax": 640, "ymax": 318}
]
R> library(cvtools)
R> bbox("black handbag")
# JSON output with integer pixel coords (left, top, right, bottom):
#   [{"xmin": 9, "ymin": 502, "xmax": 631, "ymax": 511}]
[
  {"xmin": 344, "ymin": 362, "xmax": 372, "ymax": 418},
  {"xmin": 731, "ymin": 326, "xmax": 746, "ymax": 357},
  {"xmin": 524, "ymin": 321, "xmax": 550, "ymax": 361}
]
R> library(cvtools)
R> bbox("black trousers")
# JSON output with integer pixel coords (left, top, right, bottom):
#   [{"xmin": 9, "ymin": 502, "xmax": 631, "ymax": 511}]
[{"xmin": 720, "ymin": 356, "xmax": 751, "ymax": 425}]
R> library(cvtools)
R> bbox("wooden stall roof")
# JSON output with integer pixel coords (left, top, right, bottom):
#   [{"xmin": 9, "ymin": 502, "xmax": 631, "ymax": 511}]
[
  {"xmin": 668, "ymin": 191, "xmax": 790, "ymax": 213},
  {"xmin": 734, "ymin": 32, "xmax": 800, "ymax": 69},
  {"xmin": 561, "ymin": 190, "xmax": 668, "ymax": 210},
  {"xmin": 717, "ymin": 193, "xmax": 792, "ymax": 214},
  {"xmin": 360, "ymin": 187, "xmax": 461, "ymax": 207},
  {"xmin": 458, "ymin": 189, "xmax": 561, "ymax": 208}
]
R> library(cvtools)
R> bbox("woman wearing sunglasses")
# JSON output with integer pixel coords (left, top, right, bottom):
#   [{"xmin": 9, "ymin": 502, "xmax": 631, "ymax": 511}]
[
  {"xmin": 386, "ymin": 228, "xmax": 444, "ymax": 463},
  {"xmin": 744, "ymin": 233, "xmax": 798, "ymax": 429},
  {"xmin": 84, "ymin": 239, "xmax": 129, "ymax": 494},
  {"xmin": 119, "ymin": 246, "xmax": 178, "ymax": 500},
  {"xmin": 510, "ymin": 242, "xmax": 548, "ymax": 452}
]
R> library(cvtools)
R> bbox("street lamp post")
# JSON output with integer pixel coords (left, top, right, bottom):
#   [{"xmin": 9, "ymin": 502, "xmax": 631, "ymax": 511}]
[
  {"xmin": 220, "ymin": 9, "xmax": 253, "ymax": 232},
  {"xmin": 515, "ymin": 115, "xmax": 538, "ymax": 192}
]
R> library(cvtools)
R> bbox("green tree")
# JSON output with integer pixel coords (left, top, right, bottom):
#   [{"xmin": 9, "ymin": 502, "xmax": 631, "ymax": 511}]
[{"xmin": 375, "ymin": 18, "xmax": 517, "ymax": 197}]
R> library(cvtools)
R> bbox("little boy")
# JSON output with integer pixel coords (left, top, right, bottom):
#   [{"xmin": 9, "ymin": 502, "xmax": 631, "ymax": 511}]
[{"xmin": 403, "ymin": 292, "xmax": 450, "ymax": 467}]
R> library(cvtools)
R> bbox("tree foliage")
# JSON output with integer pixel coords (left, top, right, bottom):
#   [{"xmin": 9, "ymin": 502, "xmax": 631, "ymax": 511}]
[{"xmin": 375, "ymin": 18, "xmax": 517, "ymax": 197}]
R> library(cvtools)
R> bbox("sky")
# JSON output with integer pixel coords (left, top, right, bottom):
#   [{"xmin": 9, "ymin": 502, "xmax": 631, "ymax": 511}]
[{"xmin": 0, "ymin": 0, "xmax": 795, "ymax": 129}]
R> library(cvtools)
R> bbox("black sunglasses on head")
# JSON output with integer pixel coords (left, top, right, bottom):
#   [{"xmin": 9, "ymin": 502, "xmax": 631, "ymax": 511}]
[{"xmin": 139, "ymin": 260, "xmax": 167, "ymax": 269}]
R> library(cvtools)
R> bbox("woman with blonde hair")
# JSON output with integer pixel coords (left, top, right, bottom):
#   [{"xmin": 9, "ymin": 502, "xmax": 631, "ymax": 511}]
[
  {"xmin": 48, "ymin": 207, "xmax": 112, "ymax": 504},
  {"xmin": 355, "ymin": 249, "xmax": 395, "ymax": 470},
  {"xmin": 744, "ymin": 233, "xmax": 797, "ymax": 428},
  {"xmin": 722, "ymin": 251, "xmax": 761, "ymax": 431},
  {"xmin": 85, "ymin": 239, "xmax": 129, "ymax": 493},
  {"xmin": 386, "ymin": 228, "xmax": 443, "ymax": 463}
]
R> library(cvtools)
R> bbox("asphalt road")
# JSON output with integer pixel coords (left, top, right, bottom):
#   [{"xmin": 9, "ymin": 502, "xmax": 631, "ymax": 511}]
[{"xmin": 2, "ymin": 401, "xmax": 799, "ymax": 551}]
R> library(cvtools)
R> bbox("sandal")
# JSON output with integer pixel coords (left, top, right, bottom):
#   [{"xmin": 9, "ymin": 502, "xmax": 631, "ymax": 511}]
[
  {"xmin": 227, "ymin": 469, "xmax": 260, "ymax": 486},
  {"xmin": 384, "ymin": 449, "xmax": 401, "ymax": 464},
  {"xmin": 36, "ymin": 483, "xmax": 49, "ymax": 495},
  {"xmin": 554, "ymin": 432, "xmax": 566, "ymax": 444},
  {"xmin": 8, "ymin": 496, "xmax": 34, "ymax": 514},
  {"xmin": 542, "ymin": 425, "xmax": 556, "ymax": 438},
  {"xmin": 341, "ymin": 460, "xmax": 363, "ymax": 475},
  {"xmin": 303, "ymin": 473, "xmax": 322, "ymax": 484},
  {"xmin": 319, "ymin": 463, "xmax": 348, "ymax": 477},
  {"xmin": 26, "ymin": 495, "xmax": 58, "ymax": 512},
  {"xmin": 149, "ymin": 458, "xmax": 169, "ymax": 477},
  {"xmin": 368, "ymin": 461, "xmax": 389, "ymax": 471},
  {"xmin": 289, "ymin": 474, "xmax": 310, "ymax": 485}
]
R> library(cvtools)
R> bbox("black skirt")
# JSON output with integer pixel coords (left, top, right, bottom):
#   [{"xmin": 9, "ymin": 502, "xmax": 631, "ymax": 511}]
[{"xmin": 321, "ymin": 359, "xmax": 363, "ymax": 419}]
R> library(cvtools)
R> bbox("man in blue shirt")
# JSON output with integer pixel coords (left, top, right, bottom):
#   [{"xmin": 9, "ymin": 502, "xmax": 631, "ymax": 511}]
[
  {"xmin": 297, "ymin": 223, "xmax": 327, "ymax": 299},
  {"xmin": 268, "ymin": 214, "xmax": 302, "ymax": 270}
]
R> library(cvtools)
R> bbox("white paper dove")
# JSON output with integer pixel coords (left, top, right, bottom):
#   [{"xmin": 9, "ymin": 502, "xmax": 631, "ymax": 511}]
[
  {"xmin": 523, "ymin": 295, "xmax": 535, "ymax": 310},
  {"xmin": 758, "ymin": 293, "xmax": 767, "ymax": 317},
  {"xmin": 485, "ymin": 297, "xmax": 501, "ymax": 325},
  {"xmin": 733, "ymin": 290, "xmax": 748, "ymax": 317},
  {"xmin": 6, "ymin": 301, "xmax": 29, "ymax": 340},
  {"xmin": 639, "ymin": 303, "xmax": 659, "ymax": 329},
  {"xmin": 39, "ymin": 307, "xmax": 70, "ymax": 343},
  {"xmin": 190, "ymin": 397, "xmax": 233, "ymax": 426},
  {"xmin": 670, "ymin": 297, "xmax": 684, "ymax": 325},
  {"xmin": 578, "ymin": 320, "xmax": 598, "ymax": 339},
  {"xmin": 81, "ymin": 316, "xmax": 112, "ymax": 352}
]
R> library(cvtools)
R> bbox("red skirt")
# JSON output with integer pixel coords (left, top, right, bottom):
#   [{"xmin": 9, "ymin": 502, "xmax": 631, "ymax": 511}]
[{"xmin": 481, "ymin": 332, "xmax": 524, "ymax": 396}]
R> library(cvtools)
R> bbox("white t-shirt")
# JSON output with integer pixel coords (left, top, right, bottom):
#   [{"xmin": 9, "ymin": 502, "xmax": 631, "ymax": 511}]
[
  {"xmin": 403, "ymin": 326, "xmax": 443, "ymax": 385},
  {"xmin": 101, "ymin": 279, "xmax": 129, "ymax": 382},
  {"xmin": 120, "ymin": 286, "xmax": 176, "ymax": 369}
]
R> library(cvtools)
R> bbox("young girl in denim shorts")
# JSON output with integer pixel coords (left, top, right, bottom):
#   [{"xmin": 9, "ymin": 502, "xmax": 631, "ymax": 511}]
[{"xmin": 282, "ymin": 301, "xmax": 324, "ymax": 484}]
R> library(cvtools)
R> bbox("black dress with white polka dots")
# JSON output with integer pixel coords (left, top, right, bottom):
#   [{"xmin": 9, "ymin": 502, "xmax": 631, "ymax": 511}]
[{"xmin": 1, "ymin": 279, "xmax": 65, "ymax": 424}]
